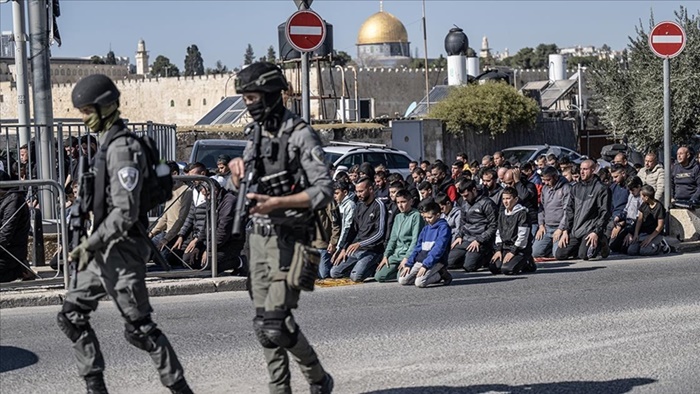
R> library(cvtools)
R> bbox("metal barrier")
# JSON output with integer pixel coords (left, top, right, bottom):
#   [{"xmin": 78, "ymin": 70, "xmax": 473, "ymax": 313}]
[
  {"xmin": 161, "ymin": 175, "xmax": 219, "ymax": 278},
  {"xmin": 0, "ymin": 179, "xmax": 69, "ymax": 288}
]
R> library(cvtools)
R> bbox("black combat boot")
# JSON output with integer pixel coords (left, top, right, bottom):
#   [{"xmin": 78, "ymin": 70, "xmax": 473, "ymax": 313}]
[
  {"xmin": 168, "ymin": 378, "xmax": 194, "ymax": 394},
  {"xmin": 85, "ymin": 373, "xmax": 108, "ymax": 394},
  {"xmin": 310, "ymin": 373, "xmax": 334, "ymax": 394},
  {"xmin": 439, "ymin": 266, "xmax": 453, "ymax": 285}
]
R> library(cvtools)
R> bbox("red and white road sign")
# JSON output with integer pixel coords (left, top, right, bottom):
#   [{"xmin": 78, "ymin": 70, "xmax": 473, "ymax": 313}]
[
  {"xmin": 286, "ymin": 10, "xmax": 326, "ymax": 53},
  {"xmin": 649, "ymin": 21, "xmax": 686, "ymax": 58}
]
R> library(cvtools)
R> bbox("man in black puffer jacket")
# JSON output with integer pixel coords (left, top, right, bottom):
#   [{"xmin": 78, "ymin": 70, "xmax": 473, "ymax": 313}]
[
  {"xmin": 0, "ymin": 170, "xmax": 31, "ymax": 282},
  {"xmin": 555, "ymin": 160, "xmax": 611, "ymax": 260},
  {"xmin": 204, "ymin": 183, "xmax": 247, "ymax": 275}
]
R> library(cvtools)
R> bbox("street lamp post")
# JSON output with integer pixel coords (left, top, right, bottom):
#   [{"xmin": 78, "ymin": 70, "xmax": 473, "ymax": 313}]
[
  {"xmin": 569, "ymin": 104, "xmax": 588, "ymax": 156},
  {"xmin": 224, "ymin": 72, "xmax": 236, "ymax": 98}
]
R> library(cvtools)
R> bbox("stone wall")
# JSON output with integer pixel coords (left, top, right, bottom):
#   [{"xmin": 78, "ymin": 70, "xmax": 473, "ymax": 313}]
[{"xmin": 0, "ymin": 68, "xmax": 577, "ymax": 126}]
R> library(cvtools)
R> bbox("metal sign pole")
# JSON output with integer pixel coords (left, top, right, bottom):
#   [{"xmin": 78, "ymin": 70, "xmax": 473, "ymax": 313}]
[
  {"xmin": 302, "ymin": 52, "xmax": 310, "ymax": 123},
  {"xmin": 663, "ymin": 57, "xmax": 672, "ymax": 211}
]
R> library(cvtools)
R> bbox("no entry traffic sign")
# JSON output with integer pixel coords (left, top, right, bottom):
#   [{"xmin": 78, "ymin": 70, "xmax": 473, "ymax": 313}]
[
  {"xmin": 649, "ymin": 21, "xmax": 686, "ymax": 58},
  {"xmin": 286, "ymin": 10, "xmax": 326, "ymax": 53}
]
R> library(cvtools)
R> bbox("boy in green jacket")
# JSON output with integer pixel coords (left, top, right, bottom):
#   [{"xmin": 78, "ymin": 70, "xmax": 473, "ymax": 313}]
[{"xmin": 375, "ymin": 189, "xmax": 423, "ymax": 282}]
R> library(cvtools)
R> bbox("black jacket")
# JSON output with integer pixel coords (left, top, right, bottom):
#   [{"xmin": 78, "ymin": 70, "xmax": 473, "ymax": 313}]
[
  {"xmin": 0, "ymin": 190, "xmax": 30, "ymax": 261},
  {"xmin": 495, "ymin": 204, "xmax": 530, "ymax": 254},
  {"xmin": 513, "ymin": 179, "xmax": 539, "ymax": 225},
  {"xmin": 457, "ymin": 194, "xmax": 498, "ymax": 244},
  {"xmin": 179, "ymin": 198, "xmax": 208, "ymax": 242},
  {"xmin": 343, "ymin": 198, "xmax": 386, "ymax": 253},
  {"xmin": 564, "ymin": 176, "xmax": 611, "ymax": 238},
  {"xmin": 212, "ymin": 189, "xmax": 244, "ymax": 254},
  {"xmin": 671, "ymin": 161, "xmax": 700, "ymax": 202}
]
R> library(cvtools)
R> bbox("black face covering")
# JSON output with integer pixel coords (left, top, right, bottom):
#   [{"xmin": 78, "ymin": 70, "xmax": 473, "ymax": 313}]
[
  {"xmin": 247, "ymin": 100, "xmax": 267, "ymax": 122},
  {"xmin": 246, "ymin": 92, "xmax": 285, "ymax": 132}
]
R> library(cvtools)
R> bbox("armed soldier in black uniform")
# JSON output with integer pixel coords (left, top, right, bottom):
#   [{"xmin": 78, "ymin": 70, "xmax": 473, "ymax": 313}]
[
  {"xmin": 228, "ymin": 62, "xmax": 334, "ymax": 394},
  {"xmin": 56, "ymin": 74, "xmax": 192, "ymax": 394}
]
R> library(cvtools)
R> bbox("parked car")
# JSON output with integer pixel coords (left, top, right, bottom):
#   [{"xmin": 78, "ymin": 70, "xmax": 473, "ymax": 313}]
[
  {"xmin": 188, "ymin": 139, "xmax": 247, "ymax": 171},
  {"xmin": 323, "ymin": 143, "xmax": 415, "ymax": 179},
  {"xmin": 501, "ymin": 145, "xmax": 584, "ymax": 166}
]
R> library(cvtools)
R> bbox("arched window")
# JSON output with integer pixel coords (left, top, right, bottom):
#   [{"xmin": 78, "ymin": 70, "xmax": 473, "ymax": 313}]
[
  {"xmin": 202, "ymin": 98, "xmax": 207, "ymax": 106},
  {"xmin": 170, "ymin": 100, "xmax": 175, "ymax": 107},
  {"xmin": 187, "ymin": 99, "xmax": 191, "ymax": 107}
]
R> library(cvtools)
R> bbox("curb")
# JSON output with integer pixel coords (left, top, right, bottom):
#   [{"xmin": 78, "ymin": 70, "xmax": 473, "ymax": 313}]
[{"xmin": 0, "ymin": 277, "xmax": 247, "ymax": 309}]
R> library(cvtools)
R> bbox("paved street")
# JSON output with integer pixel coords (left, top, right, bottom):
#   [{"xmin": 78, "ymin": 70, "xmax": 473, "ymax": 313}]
[{"xmin": 2, "ymin": 253, "xmax": 700, "ymax": 393}]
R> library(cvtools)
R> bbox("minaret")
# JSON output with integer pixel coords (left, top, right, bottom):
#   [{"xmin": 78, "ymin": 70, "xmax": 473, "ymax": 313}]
[
  {"xmin": 135, "ymin": 39, "xmax": 149, "ymax": 75},
  {"xmin": 480, "ymin": 36, "xmax": 491, "ymax": 59}
]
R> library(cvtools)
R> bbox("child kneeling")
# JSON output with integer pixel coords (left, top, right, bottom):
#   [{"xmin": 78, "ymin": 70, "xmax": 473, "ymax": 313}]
[
  {"xmin": 490, "ymin": 187, "xmax": 536, "ymax": 275},
  {"xmin": 375, "ymin": 190, "xmax": 423, "ymax": 282},
  {"xmin": 398, "ymin": 202, "xmax": 452, "ymax": 287}
]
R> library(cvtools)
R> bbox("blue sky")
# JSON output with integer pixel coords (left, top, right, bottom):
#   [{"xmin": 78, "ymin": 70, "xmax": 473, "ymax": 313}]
[{"xmin": 1, "ymin": 0, "xmax": 698, "ymax": 70}]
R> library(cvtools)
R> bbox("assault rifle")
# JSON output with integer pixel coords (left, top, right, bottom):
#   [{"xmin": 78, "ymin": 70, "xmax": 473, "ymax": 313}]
[
  {"xmin": 232, "ymin": 123, "xmax": 262, "ymax": 237},
  {"xmin": 68, "ymin": 156, "xmax": 94, "ymax": 287}
]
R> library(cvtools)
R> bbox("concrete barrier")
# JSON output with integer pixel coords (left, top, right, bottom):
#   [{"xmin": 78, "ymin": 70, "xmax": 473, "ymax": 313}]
[{"xmin": 669, "ymin": 208, "xmax": 700, "ymax": 241}]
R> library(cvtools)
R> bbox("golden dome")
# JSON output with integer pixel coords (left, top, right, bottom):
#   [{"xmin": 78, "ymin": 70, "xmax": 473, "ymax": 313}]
[{"xmin": 357, "ymin": 11, "xmax": 408, "ymax": 45}]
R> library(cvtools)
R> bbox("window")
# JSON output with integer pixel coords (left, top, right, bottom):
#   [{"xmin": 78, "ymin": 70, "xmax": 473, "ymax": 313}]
[
  {"xmin": 337, "ymin": 153, "xmax": 363, "ymax": 168},
  {"xmin": 60, "ymin": 69, "xmax": 65, "ymax": 76},
  {"xmin": 202, "ymin": 98, "xmax": 207, "ymax": 106},
  {"xmin": 170, "ymin": 100, "xmax": 175, "ymax": 107},
  {"xmin": 388, "ymin": 153, "xmax": 411, "ymax": 169},
  {"xmin": 187, "ymin": 99, "xmax": 191, "ymax": 107},
  {"xmin": 78, "ymin": 69, "xmax": 83, "ymax": 76},
  {"xmin": 362, "ymin": 152, "xmax": 387, "ymax": 168}
]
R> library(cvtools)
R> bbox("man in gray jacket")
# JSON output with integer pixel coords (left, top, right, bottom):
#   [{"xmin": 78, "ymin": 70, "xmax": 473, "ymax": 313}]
[
  {"xmin": 555, "ymin": 160, "xmax": 611, "ymax": 260},
  {"xmin": 532, "ymin": 166, "xmax": 571, "ymax": 258},
  {"xmin": 637, "ymin": 152, "xmax": 664, "ymax": 202}
]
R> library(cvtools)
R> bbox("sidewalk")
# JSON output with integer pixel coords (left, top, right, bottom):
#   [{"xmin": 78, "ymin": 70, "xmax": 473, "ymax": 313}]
[
  {"xmin": 2, "ymin": 240, "xmax": 698, "ymax": 310},
  {"xmin": 0, "ymin": 268, "xmax": 247, "ymax": 309}
]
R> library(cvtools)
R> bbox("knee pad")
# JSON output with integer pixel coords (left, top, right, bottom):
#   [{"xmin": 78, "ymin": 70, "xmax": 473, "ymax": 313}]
[
  {"xmin": 57, "ymin": 302, "xmax": 91, "ymax": 343},
  {"xmin": 124, "ymin": 316, "xmax": 162, "ymax": 352},
  {"xmin": 253, "ymin": 308, "xmax": 277, "ymax": 349},
  {"xmin": 262, "ymin": 310, "xmax": 299, "ymax": 349}
]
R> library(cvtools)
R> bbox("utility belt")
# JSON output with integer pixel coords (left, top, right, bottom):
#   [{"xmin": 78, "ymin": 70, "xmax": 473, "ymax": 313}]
[{"xmin": 252, "ymin": 222, "xmax": 320, "ymax": 292}]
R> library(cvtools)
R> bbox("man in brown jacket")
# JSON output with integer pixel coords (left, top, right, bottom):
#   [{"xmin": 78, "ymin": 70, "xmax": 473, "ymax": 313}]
[
  {"xmin": 314, "ymin": 199, "xmax": 340, "ymax": 279},
  {"xmin": 149, "ymin": 161, "xmax": 193, "ymax": 263}
]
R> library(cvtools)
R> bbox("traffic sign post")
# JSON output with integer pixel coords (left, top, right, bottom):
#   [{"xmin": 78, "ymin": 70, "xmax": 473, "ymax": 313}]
[
  {"xmin": 286, "ymin": 8, "xmax": 326, "ymax": 123},
  {"xmin": 649, "ymin": 21, "xmax": 686, "ymax": 212}
]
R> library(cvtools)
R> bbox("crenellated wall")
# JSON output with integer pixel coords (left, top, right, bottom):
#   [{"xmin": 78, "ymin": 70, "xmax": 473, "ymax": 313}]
[{"xmin": 0, "ymin": 68, "xmax": 572, "ymax": 125}]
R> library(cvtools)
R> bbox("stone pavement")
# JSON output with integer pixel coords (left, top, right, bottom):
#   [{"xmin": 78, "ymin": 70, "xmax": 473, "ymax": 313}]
[{"xmin": 1, "ymin": 240, "xmax": 698, "ymax": 310}]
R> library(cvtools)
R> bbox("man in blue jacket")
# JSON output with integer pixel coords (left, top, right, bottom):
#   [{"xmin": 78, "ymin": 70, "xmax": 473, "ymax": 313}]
[{"xmin": 398, "ymin": 201, "xmax": 452, "ymax": 287}]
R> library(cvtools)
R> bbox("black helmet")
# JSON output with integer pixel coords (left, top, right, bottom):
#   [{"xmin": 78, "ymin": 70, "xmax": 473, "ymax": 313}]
[
  {"xmin": 71, "ymin": 74, "xmax": 120, "ymax": 109},
  {"xmin": 235, "ymin": 62, "xmax": 288, "ymax": 94}
]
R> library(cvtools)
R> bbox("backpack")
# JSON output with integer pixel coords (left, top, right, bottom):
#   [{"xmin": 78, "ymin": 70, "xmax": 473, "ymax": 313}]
[{"xmin": 95, "ymin": 123, "xmax": 173, "ymax": 219}]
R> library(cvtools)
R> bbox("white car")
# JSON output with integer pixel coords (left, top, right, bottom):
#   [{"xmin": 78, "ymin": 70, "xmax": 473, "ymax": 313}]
[
  {"xmin": 500, "ymin": 145, "xmax": 584, "ymax": 166},
  {"xmin": 323, "ymin": 144, "xmax": 415, "ymax": 179}
]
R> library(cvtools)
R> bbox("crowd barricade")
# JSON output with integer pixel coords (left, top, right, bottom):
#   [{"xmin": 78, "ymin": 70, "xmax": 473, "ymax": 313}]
[
  {"xmin": 0, "ymin": 179, "xmax": 69, "ymax": 288},
  {"xmin": 150, "ymin": 175, "xmax": 219, "ymax": 278}
]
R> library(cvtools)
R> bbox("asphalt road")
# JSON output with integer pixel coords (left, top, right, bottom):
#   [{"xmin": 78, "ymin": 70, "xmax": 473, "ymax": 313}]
[{"xmin": 2, "ymin": 253, "xmax": 700, "ymax": 394}]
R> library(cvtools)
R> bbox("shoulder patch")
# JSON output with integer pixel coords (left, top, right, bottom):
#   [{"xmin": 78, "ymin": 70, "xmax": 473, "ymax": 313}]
[
  {"xmin": 311, "ymin": 146, "xmax": 326, "ymax": 165},
  {"xmin": 117, "ymin": 167, "xmax": 139, "ymax": 192}
]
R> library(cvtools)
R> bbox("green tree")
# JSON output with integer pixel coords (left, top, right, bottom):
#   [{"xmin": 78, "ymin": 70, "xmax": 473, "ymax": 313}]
[
  {"xmin": 90, "ymin": 55, "xmax": 105, "ymax": 65},
  {"xmin": 587, "ymin": 6, "xmax": 700, "ymax": 151},
  {"xmin": 266, "ymin": 46, "xmax": 276, "ymax": 62},
  {"xmin": 184, "ymin": 44, "xmax": 205, "ymax": 76},
  {"xmin": 332, "ymin": 50, "xmax": 352, "ymax": 66},
  {"xmin": 206, "ymin": 60, "xmax": 228, "ymax": 75},
  {"xmin": 408, "ymin": 58, "xmax": 426, "ymax": 68},
  {"xmin": 508, "ymin": 47, "xmax": 535, "ymax": 69},
  {"xmin": 466, "ymin": 47, "xmax": 477, "ymax": 57},
  {"xmin": 430, "ymin": 82, "xmax": 540, "ymax": 136},
  {"xmin": 105, "ymin": 50, "xmax": 116, "ymax": 65},
  {"xmin": 150, "ymin": 55, "xmax": 180, "ymax": 77},
  {"xmin": 244, "ymin": 44, "xmax": 255, "ymax": 65},
  {"xmin": 533, "ymin": 43, "xmax": 559, "ymax": 68}
]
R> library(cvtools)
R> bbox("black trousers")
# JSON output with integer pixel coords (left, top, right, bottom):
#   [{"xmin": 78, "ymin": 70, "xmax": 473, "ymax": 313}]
[
  {"xmin": 489, "ymin": 253, "xmax": 529, "ymax": 275},
  {"xmin": 447, "ymin": 242, "xmax": 493, "ymax": 271},
  {"xmin": 554, "ymin": 234, "xmax": 605, "ymax": 260}
]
